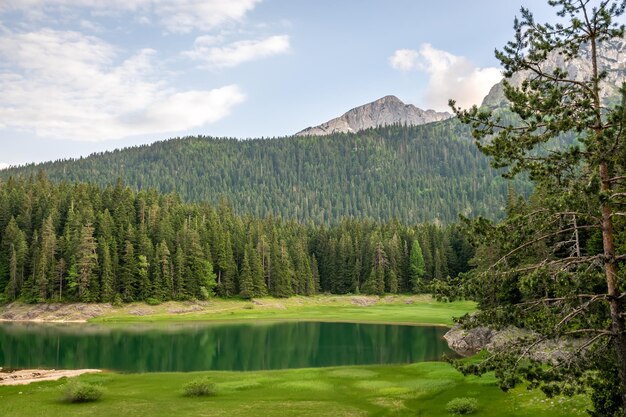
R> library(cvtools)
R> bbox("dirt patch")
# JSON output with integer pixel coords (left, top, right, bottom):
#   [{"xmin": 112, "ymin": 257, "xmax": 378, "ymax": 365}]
[
  {"xmin": 128, "ymin": 308, "xmax": 151, "ymax": 316},
  {"xmin": 251, "ymin": 299, "xmax": 286, "ymax": 309},
  {"xmin": 351, "ymin": 296, "xmax": 379, "ymax": 307},
  {"xmin": 0, "ymin": 368, "xmax": 101, "ymax": 386},
  {"xmin": 166, "ymin": 303, "xmax": 205, "ymax": 314},
  {"xmin": 0, "ymin": 303, "xmax": 112, "ymax": 323}
]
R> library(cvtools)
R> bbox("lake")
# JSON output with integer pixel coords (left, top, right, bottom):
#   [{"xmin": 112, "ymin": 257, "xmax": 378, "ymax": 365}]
[{"xmin": 0, "ymin": 321, "xmax": 454, "ymax": 372}]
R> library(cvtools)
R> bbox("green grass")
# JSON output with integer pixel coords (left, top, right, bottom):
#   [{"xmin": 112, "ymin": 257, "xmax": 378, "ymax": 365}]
[
  {"xmin": 0, "ymin": 362, "xmax": 588, "ymax": 417},
  {"xmin": 92, "ymin": 295, "xmax": 476, "ymax": 326}
]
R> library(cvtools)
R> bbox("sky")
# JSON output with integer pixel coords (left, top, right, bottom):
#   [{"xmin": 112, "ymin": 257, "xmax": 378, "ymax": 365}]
[{"xmin": 0, "ymin": 0, "xmax": 557, "ymax": 168}]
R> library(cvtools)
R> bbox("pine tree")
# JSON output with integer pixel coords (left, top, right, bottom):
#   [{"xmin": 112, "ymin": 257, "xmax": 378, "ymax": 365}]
[
  {"xmin": 272, "ymin": 240, "xmax": 294, "ymax": 298},
  {"xmin": 34, "ymin": 215, "xmax": 56, "ymax": 301},
  {"xmin": 6, "ymin": 245, "xmax": 18, "ymax": 300},
  {"xmin": 99, "ymin": 240, "xmax": 114, "ymax": 302},
  {"xmin": 451, "ymin": 1, "xmax": 626, "ymax": 413},
  {"xmin": 137, "ymin": 255, "xmax": 150, "ymax": 301},
  {"xmin": 76, "ymin": 223, "xmax": 98, "ymax": 302},
  {"xmin": 120, "ymin": 228, "xmax": 137, "ymax": 302},
  {"xmin": 409, "ymin": 240, "xmax": 426, "ymax": 293},
  {"xmin": 218, "ymin": 233, "xmax": 237, "ymax": 297},
  {"xmin": 173, "ymin": 244, "xmax": 185, "ymax": 300},
  {"xmin": 2, "ymin": 218, "xmax": 27, "ymax": 298},
  {"xmin": 249, "ymin": 243, "xmax": 267, "ymax": 296},
  {"xmin": 362, "ymin": 241, "xmax": 386, "ymax": 295},
  {"xmin": 239, "ymin": 248, "xmax": 254, "ymax": 299},
  {"xmin": 153, "ymin": 241, "xmax": 172, "ymax": 300}
]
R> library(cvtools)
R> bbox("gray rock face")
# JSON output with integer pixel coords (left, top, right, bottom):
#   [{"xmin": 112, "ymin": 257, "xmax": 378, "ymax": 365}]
[
  {"xmin": 482, "ymin": 37, "xmax": 626, "ymax": 108},
  {"xmin": 444, "ymin": 326, "xmax": 495, "ymax": 357},
  {"xmin": 445, "ymin": 325, "xmax": 588, "ymax": 364},
  {"xmin": 296, "ymin": 95, "xmax": 452, "ymax": 136}
]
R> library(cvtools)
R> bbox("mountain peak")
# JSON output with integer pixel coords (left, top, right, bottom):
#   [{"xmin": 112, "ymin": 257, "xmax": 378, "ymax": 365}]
[
  {"xmin": 296, "ymin": 96, "xmax": 451, "ymax": 136},
  {"xmin": 377, "ymin": 95, "xmax": 404, "ymax": 103}
]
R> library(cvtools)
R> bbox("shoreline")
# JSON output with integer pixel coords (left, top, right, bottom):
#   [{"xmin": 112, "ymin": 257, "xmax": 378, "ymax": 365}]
[
  {"xmin": 0, "ymin": 296, "xmax": 476, "ymax": 327},
  {"xmin": 0, "ymin": 318, "xmax": 87, "ymax": 324},
  {"xmin": 0, "ymin": 369, "xmax": 101, "ymax": 386}
]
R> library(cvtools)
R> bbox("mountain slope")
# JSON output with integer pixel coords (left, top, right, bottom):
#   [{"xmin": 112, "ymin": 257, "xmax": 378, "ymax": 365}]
[
  {"xmin": 296, "ymin": 95, "xmax": 451, "ymax": 136},
  {"xmin": 482, "ymin": 37, "xmax": 626, "ymax": 107},
  {"xmin": 0, "ymin": 123, "xmax": 528, "ymax": 224}
]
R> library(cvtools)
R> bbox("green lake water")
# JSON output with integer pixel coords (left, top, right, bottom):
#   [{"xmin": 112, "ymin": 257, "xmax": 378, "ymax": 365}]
[{"xmin": 0, "ymin": 321, "xmax": 453, "ymax": 372}]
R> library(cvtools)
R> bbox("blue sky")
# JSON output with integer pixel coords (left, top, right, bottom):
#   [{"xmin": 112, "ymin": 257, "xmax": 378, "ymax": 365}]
[{"xmin": 0, "ymin": 0, "xmax": 556, "ymax": 167}]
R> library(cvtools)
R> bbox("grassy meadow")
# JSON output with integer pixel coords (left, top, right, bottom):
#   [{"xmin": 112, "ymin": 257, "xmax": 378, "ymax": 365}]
[
  {"xmin": 0, "ymin": 362, "xmax": 588, "ymax": 417},
  {"xmin": 91, "ymin": 295, "xmax": 476, "ymax": 326}
]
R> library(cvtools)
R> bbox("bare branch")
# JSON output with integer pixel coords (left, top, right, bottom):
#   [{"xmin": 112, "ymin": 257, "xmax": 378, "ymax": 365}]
[{"xmin": 490, "ymin": 225, "xmax": 598, "ymax": 269}]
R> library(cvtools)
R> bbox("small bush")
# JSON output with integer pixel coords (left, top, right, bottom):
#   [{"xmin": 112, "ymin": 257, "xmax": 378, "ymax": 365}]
[
  {"xmin": 112, "ymin": 294, "xmax": 123, "ymax": 307},
  {"xmin": 145, "ymin": 297, "xmax": 161, "ymax": 306},
  {"xmin": 446, "ymin": 397, "xmax": 478, "ymax": 415},
  {"xmin": 62, "ymin": 381, "xmax": 104, "ymax": 403},
  {"xmin": 199, "ymin": 286, "xmax": 210, "ymax": 300},
  {"xmin": 182, "ymin": 378, "xmax": 217, "ymax": 397}
]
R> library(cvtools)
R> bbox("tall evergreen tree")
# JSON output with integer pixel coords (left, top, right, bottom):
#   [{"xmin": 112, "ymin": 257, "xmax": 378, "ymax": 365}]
[
  {"xmin": 239, "ymin": 248, "xmax": 254, "ymax": 299},
  {"xmin": 76, "ymin": 223, "xmax": 98, "ymax": 302},
  {"xmin": 451, "ymin": 1, "xmax": 626, "ymax": 414},
  {"xmin": 409, "ymin": 240, "xmax": 426, "ymax": 293}
]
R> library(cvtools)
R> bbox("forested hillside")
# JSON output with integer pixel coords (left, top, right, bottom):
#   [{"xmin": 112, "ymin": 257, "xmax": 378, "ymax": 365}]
[
  {"xmin": 0, "ymin": 175, "xmax": 473, "ymax": 303},
  {"xmin": 0, "ymin": 122, "xmax": 530, "ymax": 223}
]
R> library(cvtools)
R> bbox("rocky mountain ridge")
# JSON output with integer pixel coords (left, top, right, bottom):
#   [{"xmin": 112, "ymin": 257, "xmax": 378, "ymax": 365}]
[
  {"xmin": 296, "ymin": 95, "xmax": 451, "ymax": 136},
  {"xmin": 482, "ymin": 37, "xmax": 626, "ymax": 107}
]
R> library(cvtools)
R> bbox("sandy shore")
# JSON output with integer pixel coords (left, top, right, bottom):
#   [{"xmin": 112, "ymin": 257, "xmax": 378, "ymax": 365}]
[{"xmin": 0, "ymin": 369, "xmax": 101, "ymax": 386}]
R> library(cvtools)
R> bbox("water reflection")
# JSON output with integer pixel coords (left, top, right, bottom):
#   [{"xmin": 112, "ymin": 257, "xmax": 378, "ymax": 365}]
[{"xmin": 0, "ymin": 321, "xmax": 453, "ymax": 372}]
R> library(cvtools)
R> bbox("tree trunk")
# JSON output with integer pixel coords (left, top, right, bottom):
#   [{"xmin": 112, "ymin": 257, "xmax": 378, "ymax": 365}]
[{"xmin": 600, "ymin": 161, "xmax": 626, "ymax": 414}]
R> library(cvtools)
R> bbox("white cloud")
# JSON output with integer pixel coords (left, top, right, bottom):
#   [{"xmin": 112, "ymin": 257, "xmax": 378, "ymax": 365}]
[
  {"xmin": 0, "ymin": 163, "xmax": 9, "ymax": 170},
  {"xmin": 79, "ymin": 19, "xmax": 103, "ymax": 32},
  {"xmin": 389, "ymin": 44, "xmax": 502, "ymax": 111},
  {"xmin": 0, "ymin": 29, "xmax": 246, "ymax": 141},
  {"xmin": 185, "ymin": 35, "xmax": 290, "ymax": 68},
  {"xmin": 0, "ymin": 0, "xmax": 262, "ymax": 33},
  {"xmin": 389, "ymin": 49, "xmax": 419, "ymax": 72}
]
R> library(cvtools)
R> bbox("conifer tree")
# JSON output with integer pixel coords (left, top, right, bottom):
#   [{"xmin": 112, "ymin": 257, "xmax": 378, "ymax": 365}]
[
  {"xmin": 249, "ymin": 243, "xmax": 267, "ymax": 296},
  {"xmin": 76, "ymin": 223, "xmax": 98, "ymax": 301},
  {"xmin": 137, "ymin": 255, "xmax": 150, "ymax": 301},
  {"xmin": 451, "ymin": 1, "xmax": 626, "ymax": 413},
  {"xmin": 239, "ymin": 248, "xmax": 254, "ymax": 299},
  {"xmin": 409, "ymin": 240, "xmax": 426, "ymax": 293},
  {"xmin": 120, "ymin": 227, "xmax": 137, "ymax": 302},
  {"xmin": 99, "ymin": 240, "xmax": 114, "ymax": 302}
]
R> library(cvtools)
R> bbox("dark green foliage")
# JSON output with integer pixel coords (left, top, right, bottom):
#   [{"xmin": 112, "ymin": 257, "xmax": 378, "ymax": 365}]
[
  {"xmin": 409, "ymin": 240, "xmax": 426, "ymax": 292},
  {"xmin": 450, "ymin": 0, "xmax": 626, "ymax": 415},
  {"xmin": 145, "ymin": 297, "xmax": 161, "ymax": 306},
  {"xmin": 0, "ymin": 124, "xmax": 530, "ymax": 224},
  {"xmin": 445, "ymin": 397, "xmax": 478, "ymax": 415},
  {"xmin": 0, "ymin": 176, "xmax": 472, "ymax": 302},
  {"xmin": 181, "ymin": 378, "xmax": 217, "ymax": 397},
  {"xmin": 62, "ymin": 380, "xmax": 104, "ymax": 403}
]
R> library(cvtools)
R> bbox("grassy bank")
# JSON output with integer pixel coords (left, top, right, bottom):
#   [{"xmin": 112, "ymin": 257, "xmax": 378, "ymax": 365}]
[
  {"xmin": 0, "ymin": 362, "xmax": 587, "ymax": 417},
  {"xmin": 92, "ymin": 295, "xmax": 476, "ymax": 326}
]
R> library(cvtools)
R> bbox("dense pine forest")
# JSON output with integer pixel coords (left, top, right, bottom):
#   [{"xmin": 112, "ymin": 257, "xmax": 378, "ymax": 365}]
[
  {"xmin": 0, "ymin": 122, "xmax": 531, "ymax": 224},
  {"xmin": 0, "ymin": 175, "xmax": 473, "ymax": 303}
]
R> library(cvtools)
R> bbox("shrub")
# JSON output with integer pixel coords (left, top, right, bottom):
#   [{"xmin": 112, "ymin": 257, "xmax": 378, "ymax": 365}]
[
  {"xmin": 182, "ymin": 378, "xmax": 217, "ymax": 397},
  {"xmin": 62, "ymin": 381, "xmax": 104, "ymax": 403},
  {"xmin": 445, "ymin": 397, "xmax": 478, "ymax": 415},
  {"xmin": 199, "ymin": 286, "xmax": 210, "ymax": 300},
  {"xmin": 112, "ymin": 294, "xmax": 123, "ymax": 307},
  {"xmin": 145, "ymin": 297, "xmax": 161, "ymax": 306}
]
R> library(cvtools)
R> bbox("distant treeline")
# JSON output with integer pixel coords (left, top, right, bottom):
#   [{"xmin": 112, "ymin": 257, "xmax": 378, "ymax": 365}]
[
  {"xmin": 0, "ymin": 123, "xmax": 531, "ymax": 223},
  {"xmin": 0, "ymin": 175, "xmax": 473, "ymax": 303}
]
